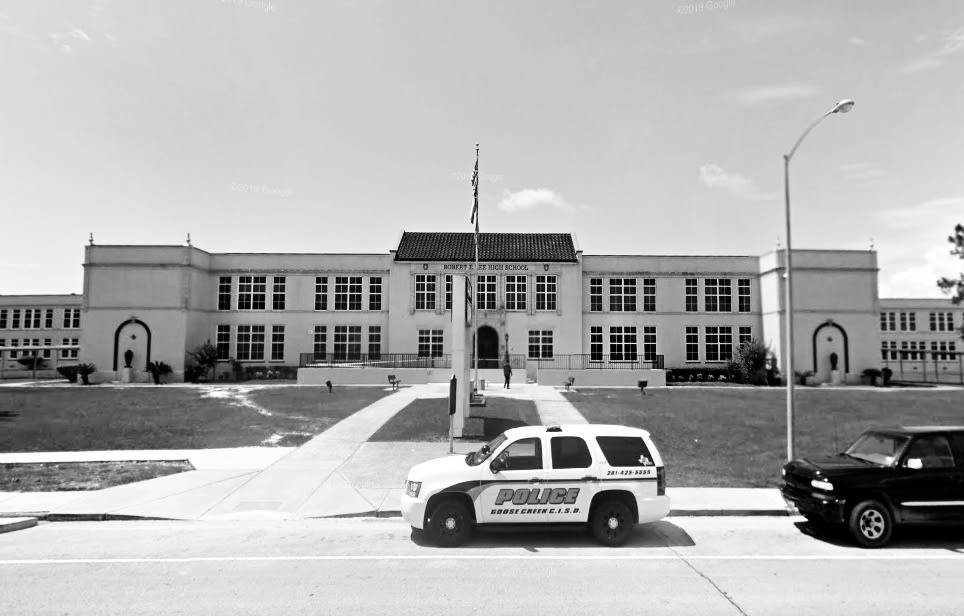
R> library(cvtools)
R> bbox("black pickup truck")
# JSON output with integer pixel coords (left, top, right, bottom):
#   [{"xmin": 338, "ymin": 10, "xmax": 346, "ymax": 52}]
[{"xmin": 781, "ymin": 426, "xmax": 964, "ymax": 547}]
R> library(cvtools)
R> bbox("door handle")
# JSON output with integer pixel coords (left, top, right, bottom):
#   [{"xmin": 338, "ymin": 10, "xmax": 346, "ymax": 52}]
[
  {"xmin": 529, "ymin": 478, "xmax": 542, "ymax": 483},
  {"xmin": 581, "ymin": 476, "xmax": 597, "ymax": 481}
]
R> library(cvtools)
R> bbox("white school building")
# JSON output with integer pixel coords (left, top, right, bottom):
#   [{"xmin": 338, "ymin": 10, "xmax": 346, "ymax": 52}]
[{"xmin": 1, "ymin": 231, "xmax": 961, "ymax": 385}]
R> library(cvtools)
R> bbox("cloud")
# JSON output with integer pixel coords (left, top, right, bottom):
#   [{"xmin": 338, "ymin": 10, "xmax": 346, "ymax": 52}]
[
  {"xmin": 839, "ymin": 162, "xmax": 883, "ymax": 181},
  {"xmin": 698, "ymin": 164, "xmax": 777, "ymax": 201},
  {"xmin": 70, "ymin": 28, "xmax": 89, "ymax": 41},
  {"xmin": 498, "ymin": 188, "xmax": 572, "ymax": 213},
  {"xmin": 900, "ymin": 25, "xmax": 964, "ymax": 73},
  {"xmin": 720, "ymin": 83, "xmax": 819, "ymax": 106},
  {"xmin": 876, "ymin": 196, "xmax": 964, "ymax": 297},
  {"xmin": 849, "ymin": 36, "xmax": 866, "ymax": 46}
]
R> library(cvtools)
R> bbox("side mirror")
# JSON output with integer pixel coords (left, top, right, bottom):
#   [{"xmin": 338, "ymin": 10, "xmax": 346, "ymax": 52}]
[
  {"xmin": 489, "ymin": 452, "xmax": 506, "ymax": 473},
  {"xmin": 905, "ymin": 458, "xmax": 923, "ymax": 470}
]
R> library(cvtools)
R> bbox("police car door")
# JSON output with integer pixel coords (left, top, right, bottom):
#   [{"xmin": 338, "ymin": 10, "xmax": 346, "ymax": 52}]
[
  {"xmin": 538, "ymin": 435, "xmax": 598, "ymax": 523},
  {"xmin": 477, "ymin": 436, "xmax": 549, "ymax": 524}
]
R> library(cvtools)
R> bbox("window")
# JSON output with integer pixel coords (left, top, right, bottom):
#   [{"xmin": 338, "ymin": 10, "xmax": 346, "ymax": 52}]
[
  {"xmin": 216, "ymin": 325, "xmax": 231, "ymax": 360},
  {"xmin": 272, "ymin": 277, "xmax": 286, "ymax": 311},
  {"xmin": 705, "ymin": 279, "xmax": 731, "ymax": 312},
  {"xmin": 42, "ymin": 339, "xmax": 52, "ymax": 359},
  {"xmin": 63, "ymin": 308, "xmax": 80, "ymax": 329},
  {"xmin": 334, "ymin": 325, "xmax": 362, "ymax": 360},
  {"xmin": 369, "ymin": 277, "xmax": 382, "ymax": 311},
  {"xmin": 60, "ymin": 338, "xmax": 79, "ymax": 360},
  {"xmin": 899, "ymin": 312, "xmax": 916, "ymax": 332},
  {"xmin": 9, "ymin": 339, "xmax": 17, "ymax": 359},
  {"xmin": 417, "ymin": 329, "xmax": 443, "ymax": 357},
  {"xmin": 368, "ymin": 326, "xmax": 381, "ymax": 359},
  {"xmin": 904, "ymin": 435, "xmax": 955, "ymax": 469},
  {"xmin": 590, "ymin": 326, "xmax": 603, "ymax": 361},
  {"xmin": 270, "ymin": 325, "xmax": 285, "ymax": 361},
  {"xmin": 642, "ymin": 326, "xmax": 656, "ymax": 361},
  {"xmin": 590, "ymin": 278, "xmax": 603, "ymax": 312},
  {"xmin": 881, "ymin": 340, "xmax": 897, "ymax": 361},
  {"xmin": 929, "ymin": 312, "xmax": 954, "ymax": 332},
  {"xmin": 528, "ymin": 330, "xmax": 553, "ymax": 359},
  {"xmin": 218, "ymin": 276, "xmax": 232, "ymax": 311},
  {"xmin": 685, "ymin": 326, "xmax": 699, "ymax": 361},
  {"xmin": 236, "ymin": 325, "xmax": 265, "ymax": 361},
  {"xmin": 609, "ymin": 278, "xmax": 636, "ymax": 312},
  {"xmin": 314, "ymin": 277, "xmax": 328, "ymax": 311},
  {"xmin": 931, "ymin": 341, "xmax": 956, "ymax": 361},
  {"xmin": 477, "ymin": 275, "xmax": 497, "ymax": 310},
  {"xmin": 738, "ymin": 279, "xmax": 751, "ymax": 313},
  {"xmin": 596, "ymin": 436, "xmax": 655, "ymax": 467},
  {"xmin": 685, "ymin": 279, "xmax": 698, "ymax": 312},
  {"xmin": 536, "ymin": 275, "xmax": 557, "ymax": 311},
  {"xmin": 12, "ymin": 309, "xmax": 21, "ymax": 329},
  {"xmin": 415, "ymin": 274, "xmax": 437, "ymax": 310},
  {"xmin": 499, "ymin": 438, "xmax": 543, "ymax": 471},
  {"xmin": 505, "ymin": 275, "xmax": 527, "ymax": 310},
  {"xmin": 44, "ymin": 309, "xmax": 54, "ymax": 329},
  {"xmin": 550, "ymin": 437, "xmax": 593, "ymax": 469},
  {"xmin": 23, "ymin": 309, "xmax": 41, "ymax": 329},
  {"xmin": 313, "ymin": 326, "xmax": 327, "ymax": 360},
  {"xmin": 609, "ymin": 326, "xmax": 637, "ymax": 361},
  {"xmin": 738, "ymin": 326, "xmax": 752, "ymax": 345},
  {"xmin": 642, "ymin": 278, "xmax": 656, "ymax": 312},
  {"xmin": 238, "ymin": 276, "xmax": 267, "ymax": 311},
  {"xmin": 445, "ymin": 275, "xmax": 452, "ymax": 310},
  {"xmin": 0, "ymin": 309, "xmax": 6, "ymax": 329},
  {"xmin": 705, "ymin": 326, "xmax": 733, "ymax": 362},
  {"xmin": 335, "ymin": 276, "xmax": 363, "ymax": 311}
]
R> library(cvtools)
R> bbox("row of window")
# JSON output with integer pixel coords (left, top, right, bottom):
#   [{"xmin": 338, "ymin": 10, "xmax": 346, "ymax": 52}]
[
  {"xmin": 217, "ymin": 276, "xmax": 384, "ymax": 312},
  {"xmin": 418, "ymin": 274, "xmax": 558, "ymax": 312},
  {"xmin": 880, "ymin": 311, "xmax": 957, "ymax": 332},
  {"xmin": 590, "ymin": 278, "xmax": 751, "ymax": 313},
  {"xmin": 497, "ymin": 435, "xmax": 653, "ymax": 471},
  {"xmin": 881, "ymin": 340, "xmax": 959, "ymax": 361},
  {"xmin": 0, "ymin": 308, "xmax": 81, "ymax": 330},
  {"xmin": 0, "ymin": 338, "xmax": 80, "ymax": 360}
]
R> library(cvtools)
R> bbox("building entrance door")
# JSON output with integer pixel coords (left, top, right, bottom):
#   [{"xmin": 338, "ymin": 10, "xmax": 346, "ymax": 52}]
[{"xmin": 477, "ymin": 325, "xmax": 499, "ymax": 368}]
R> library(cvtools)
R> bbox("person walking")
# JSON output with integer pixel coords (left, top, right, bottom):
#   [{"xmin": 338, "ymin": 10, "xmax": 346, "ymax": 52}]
[{"xmin": 503, "ymin": 362, "xmax": 512, "ymax": 389}]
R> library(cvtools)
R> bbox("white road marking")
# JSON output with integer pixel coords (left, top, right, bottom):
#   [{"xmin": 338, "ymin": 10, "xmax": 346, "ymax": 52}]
[{"xmin": 2, "ymin": 553, "xmax": 964, "ymax": 565}]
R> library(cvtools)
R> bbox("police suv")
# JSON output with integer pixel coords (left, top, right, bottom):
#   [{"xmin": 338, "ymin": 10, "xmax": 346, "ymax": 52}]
[{"xmin": 401, "ymin": 424, "xmax": 669, "ymax": 547}]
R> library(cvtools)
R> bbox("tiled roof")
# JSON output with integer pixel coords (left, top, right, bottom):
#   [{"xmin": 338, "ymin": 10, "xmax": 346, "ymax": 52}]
[{"xmin": 394, "ymin": 232, "xmax": 578, "ymax": 262}]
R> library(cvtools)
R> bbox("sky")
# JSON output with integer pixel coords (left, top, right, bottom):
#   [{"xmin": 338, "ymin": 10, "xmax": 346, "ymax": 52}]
[{"xmin": 1, "ymin": 0, "xmax": 962, "ymax": 298}]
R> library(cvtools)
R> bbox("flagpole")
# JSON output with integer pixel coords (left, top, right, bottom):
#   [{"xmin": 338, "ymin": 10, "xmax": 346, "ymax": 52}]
[{"xmin": 472, "ymin": 144, "xmax": 480, "ymax": 396}]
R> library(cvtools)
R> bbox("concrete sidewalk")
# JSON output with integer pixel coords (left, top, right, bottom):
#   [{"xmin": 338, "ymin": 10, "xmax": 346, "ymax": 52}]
[{"xmin": 0, "ymin": 384, "xmax": 793, "ymax": 524}]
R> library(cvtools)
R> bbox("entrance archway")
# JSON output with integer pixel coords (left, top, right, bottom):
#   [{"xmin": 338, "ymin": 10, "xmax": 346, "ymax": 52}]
[
  {"xmin": 113, "ymin": 318, "xmax": 152, "ymax": 371},
  {"xmin": 812, "ymin": 320, "xmax": 849, "ymax": 383},
  {"xmin": 477, "ymin": 325, "xmax": 499, "ymax": 368}
]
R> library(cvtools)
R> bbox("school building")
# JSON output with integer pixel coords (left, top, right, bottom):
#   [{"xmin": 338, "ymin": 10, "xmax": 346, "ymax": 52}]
[{"xmin": 1, "ymin": 231, "xmax": 961, "ymax": 385}]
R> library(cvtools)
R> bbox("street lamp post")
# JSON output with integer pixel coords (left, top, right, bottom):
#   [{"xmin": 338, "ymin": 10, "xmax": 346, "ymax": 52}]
[{"xmin": 783, "ymin": 98, "xmax": 854, "ymax": 462}]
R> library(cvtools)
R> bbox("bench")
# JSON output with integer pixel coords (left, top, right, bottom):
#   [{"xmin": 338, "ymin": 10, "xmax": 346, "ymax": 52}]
[
  {"xmin": 564, "ymin": 376, "xmax": 575, "ymax": 391},
  {"xmin": 388, "ymin": 374, "xmax": 401, "ymax": 390}
]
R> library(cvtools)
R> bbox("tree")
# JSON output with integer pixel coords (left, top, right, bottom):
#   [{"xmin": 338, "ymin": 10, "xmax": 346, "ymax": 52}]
[
  {"xmin": 937, "ymin": 223, "xmax": 964, "ymax": 341},
  {"xmin": 187, "ymin": 340, "xmax": 219, "ymax": 381},
  {"xmin": 737, "ymin": 338, "xmax": 771, "ymax": 385}
]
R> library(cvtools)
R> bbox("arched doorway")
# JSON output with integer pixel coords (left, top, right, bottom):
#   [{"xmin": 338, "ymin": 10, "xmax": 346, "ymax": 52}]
[
  {"xmin": 477, "ymin": 325, "xmax": 499, "ymax": 368},
  {"xmin": 812, "ymin": 320, "xmax": 849, "ymax": 383},
  {"xmin": 113, "ymin": 318, "xmax": 152, "ymax": 371}
]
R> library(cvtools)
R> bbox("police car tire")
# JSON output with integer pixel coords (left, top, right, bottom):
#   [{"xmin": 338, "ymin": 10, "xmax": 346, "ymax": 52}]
[
  {"xmin": 427, "ymin": 498, "xmax": 474, "ymax": 547},
  {"xmin": 590, "ymin": 500, "xmax": 633, "ymax": 547},
  {"xmin": 847, "ymin": 500, "xmax": 893, "ymax": 548}
]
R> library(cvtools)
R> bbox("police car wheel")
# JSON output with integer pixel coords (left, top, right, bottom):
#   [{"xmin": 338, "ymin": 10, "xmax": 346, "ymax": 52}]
[
  {"xmin": 847, "ymin": 500, "xmax": 892, "ymax": 548},
  {"xmin": 427, "ymin": 499, "xmax": 473, "ymax": 547},
  {"xmin": 591, "ymin": 500, "xmax": 633, "ymax": 547}
]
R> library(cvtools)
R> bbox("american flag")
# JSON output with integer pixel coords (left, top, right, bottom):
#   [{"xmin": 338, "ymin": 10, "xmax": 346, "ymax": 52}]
[{"xmin": 469, "ymin": 145, "xmax": 479, "ymax": 233}]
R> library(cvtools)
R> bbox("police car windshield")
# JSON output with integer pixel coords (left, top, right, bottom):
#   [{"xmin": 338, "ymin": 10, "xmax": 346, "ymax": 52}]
[
  {"xmin": 844, "ymin": 432, "xmax": 909, "ymax": 466},
  {"xmin": 466, "ymin": 433, "xmax": 508, "ymax": 466}
]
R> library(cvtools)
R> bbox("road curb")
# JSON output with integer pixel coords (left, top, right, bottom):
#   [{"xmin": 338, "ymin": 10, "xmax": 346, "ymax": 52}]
[{"xmin": 0, "ymin": 517, "xmax": 38, "ymax": 534}]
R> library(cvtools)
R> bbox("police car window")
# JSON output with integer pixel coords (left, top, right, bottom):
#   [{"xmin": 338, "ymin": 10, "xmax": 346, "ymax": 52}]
[
  {"xmin": 595, "ymin": 436, "xmax": 654, "ymax": 467},
  {"xmin": 501, "ymin": 438, "xmax": 542, "ymax": 471},
  {"xmin": 904, "ymin": 435, "xmax": 956, "ymax": 469},
  {"xmin": 550, "ymin": 437, "xmax": 593, "ymax": 469}
]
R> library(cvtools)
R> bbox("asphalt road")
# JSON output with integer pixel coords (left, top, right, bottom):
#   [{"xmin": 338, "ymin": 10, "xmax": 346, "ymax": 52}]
[{"xmin": 3, "ymin": 517, "xmax": 964, "ymax": 615}]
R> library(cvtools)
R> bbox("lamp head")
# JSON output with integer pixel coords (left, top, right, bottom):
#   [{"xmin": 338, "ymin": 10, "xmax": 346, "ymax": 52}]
[{"xmin": 832, "ymin": 99, "xmax": 855, "ymax": 114}]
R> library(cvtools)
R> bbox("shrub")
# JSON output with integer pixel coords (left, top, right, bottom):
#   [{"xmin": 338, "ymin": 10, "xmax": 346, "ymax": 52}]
[
  {"xmin": 77, "ymin": 362, "xmax": 96, "ymax": 385},
  {"xmin": 147, "ymin": 361, "xmax": 173, "ymax": 385},
  {"xmin": 737, "ymin": 338, "xmax": 771, "ymax": 386},
  {"xmin": 16, "ymin": 355, "xmax": 46, "ymax": 370},
  {"xmin": 184, "ymin": 364, "xmax": 207, "ymax": 384},
  {"xmin": 187, "ymin": 341, "xmax": 219, "ymax": 381},
  {"xmin": 795, "ymin": 370, "xmax": 815, "ymax": 385},
  {"xmin": 862, "ymin": 368, "xmax": 882, "ymax": 386},
  {"xmin": 57, "ymin": 364, "xmax": 79, "ymax": 383}
]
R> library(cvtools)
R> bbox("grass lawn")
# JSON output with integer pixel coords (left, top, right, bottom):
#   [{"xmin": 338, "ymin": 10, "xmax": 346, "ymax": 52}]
[
  {"xmin": 0, "ymin": 461, "xmax": 194, "ymax": 491},
  {"xmin": 0, "ymin": 385, "xmax": 393, "ymax": 452},
  {"xmin": 564, "ymin": 387, "xmax": 964, "ymax": 488},
  {"xmin": 369, "ymin": 396, "xmax": 541, "ymax": 442}
]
